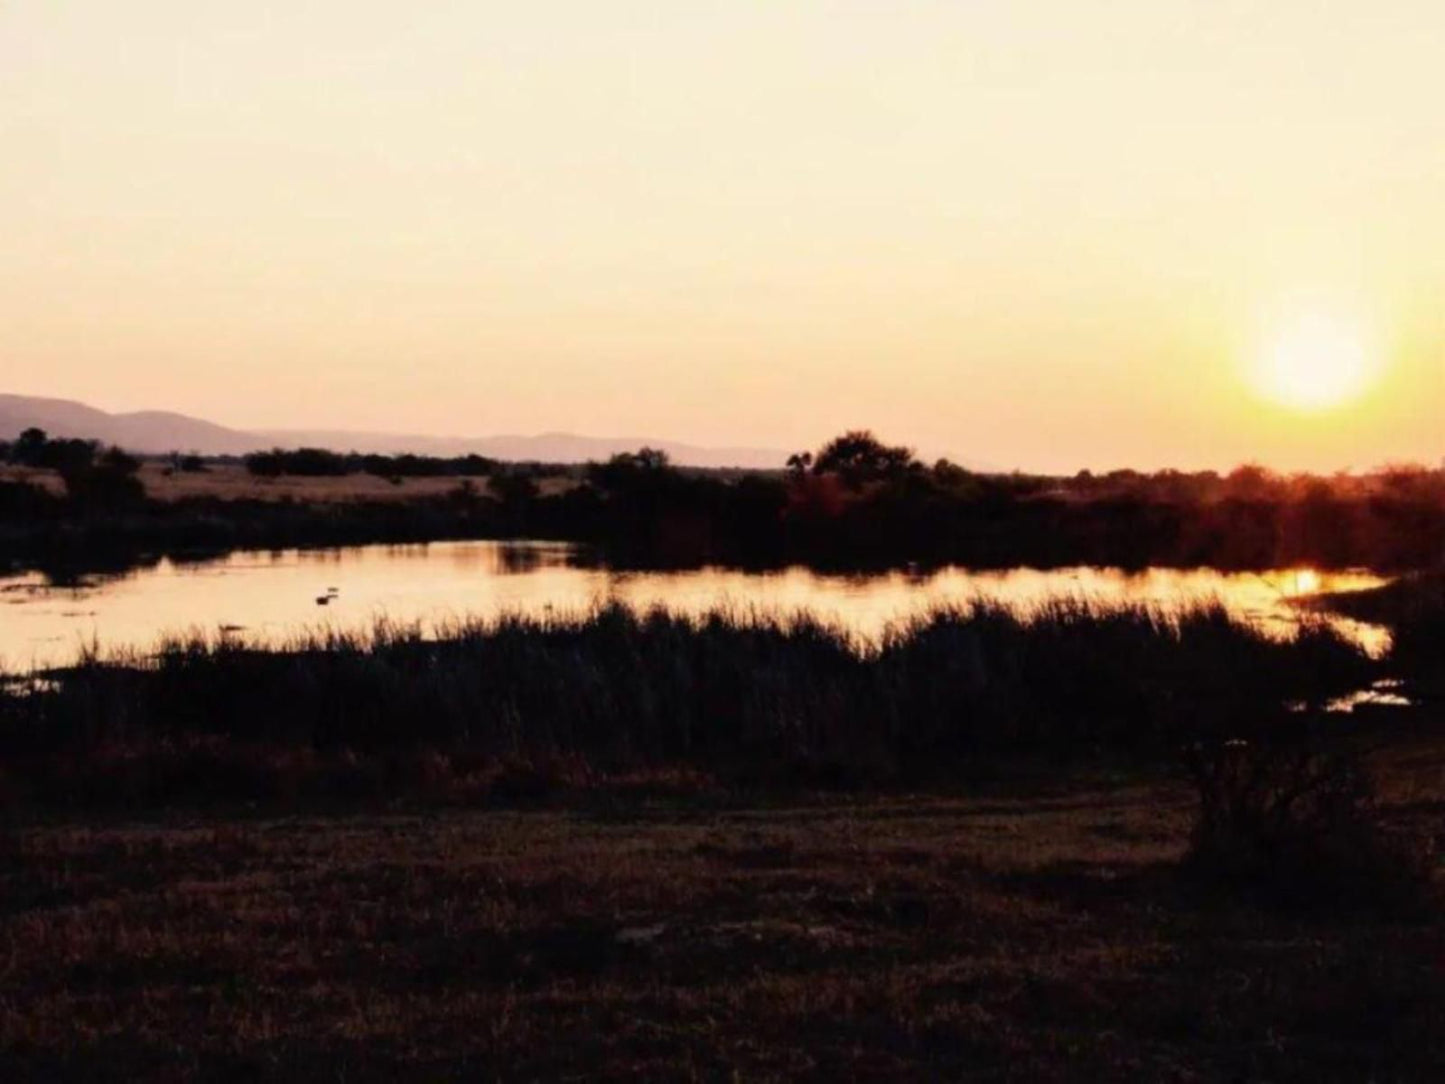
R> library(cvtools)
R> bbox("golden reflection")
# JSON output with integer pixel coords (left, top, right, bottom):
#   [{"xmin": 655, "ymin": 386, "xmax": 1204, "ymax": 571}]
[
  {"xmin": 1286, "ymin": 569, "xmax": 1321, "ymax": 597},
  {"xmin": 0, "ymin": 543, "xmax": 1394, "ymax": 671}
]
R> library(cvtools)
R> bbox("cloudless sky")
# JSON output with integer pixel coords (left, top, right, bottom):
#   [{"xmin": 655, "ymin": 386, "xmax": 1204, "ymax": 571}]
[{"xmin": 4, "ymin": 1, "xmax": 1444, "ymax": 470}]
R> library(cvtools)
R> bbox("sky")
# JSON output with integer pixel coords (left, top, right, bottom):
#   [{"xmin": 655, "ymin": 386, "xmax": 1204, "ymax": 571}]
[{"xmin": 3, "ymin": 1, "xmax": 1444, "ymax": 472}]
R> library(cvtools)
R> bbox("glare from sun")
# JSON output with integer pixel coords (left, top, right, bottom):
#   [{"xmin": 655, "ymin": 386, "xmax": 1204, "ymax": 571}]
[{"xmin": 1253, "ymin": 313, "xmax": 1376, "ymax": 412}]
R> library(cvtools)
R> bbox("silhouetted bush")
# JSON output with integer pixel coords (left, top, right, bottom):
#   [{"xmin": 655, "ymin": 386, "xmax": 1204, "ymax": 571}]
[
  {"xmin": 60, "ymin": 469, "xmax": 145, "ymax": 510},
  {"xmin": 2, "ymin": 428, "xmax": 98, "ymax": 471},
  {"xmin": 1182, "ymin": 732, "xmax": 1434, "ymax": 911},
  {"xmin": 492, "ymin": 470, "xmax": 539, "ymax": 505},
  {"xmin": 99, "ymin": 446, "xmax": 141, "ymax": 474},
  {"xmin": 57, "ymin": 447, "xmax": 145, "ymax": 511},
  {"xmin": 243, "ymin": 447, "xmax": 499, "ymax": 478},
  {"xmin": 244, "ymin": 447, "xmax": 348, "ymax": 477},
  {"xmin": 10, "ymin": 429, "xmax": 1445, "ymax": 573},
  {"xmin": 0, "ymin": 479, "xmax": 57, "ymax": 523}
]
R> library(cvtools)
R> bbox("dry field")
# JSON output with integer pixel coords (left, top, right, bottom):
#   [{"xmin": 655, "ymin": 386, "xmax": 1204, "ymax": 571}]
[
  {"xmin": 0, "ymin": 465, "xmax": 65, "ymax": 497},
  {"xmin": 1, "ymin": 463, "xmax": 578, "ymax": 503},
  {"xmin": 2, "ymin": 758, "xmax": 1441, "ymax": 1082}
]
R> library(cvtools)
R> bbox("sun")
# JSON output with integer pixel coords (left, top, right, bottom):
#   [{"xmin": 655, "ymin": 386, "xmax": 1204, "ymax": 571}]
[{"xmin": 1252, "ymin": 313, "xmax": 1376, "ymax": 411}]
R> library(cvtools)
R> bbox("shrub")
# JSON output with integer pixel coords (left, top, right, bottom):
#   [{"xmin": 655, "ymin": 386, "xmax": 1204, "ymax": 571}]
[
  {"xmin": 99, "ymin": 446, "xmax": 141, "ymax": 474},
  {"xmin": 0, "ymin": 479, "xmax": 57, "ymax": 522},
  {"xmin": 60, "ymin": 462, "xmax": 146, "ymax": 510},
  {"xmin": 1182, "ymin": 732, "xmax": 1434, "ymax": 911}
]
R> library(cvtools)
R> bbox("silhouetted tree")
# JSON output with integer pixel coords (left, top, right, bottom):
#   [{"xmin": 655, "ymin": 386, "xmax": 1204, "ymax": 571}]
[
  {"xmin": 60, "ymin": 448, "xmax": 144, "ymax": 510},
  {"xmin": 244, "ymin": 450, "xmax": 286, "ymax": 478},
  {"xmin": 811, "ymin": 430, "xmax": 918, "ymax": 489},
  {"xmin": 586, "ymin": 448, "xmax": 675, "ymax": 493},
  {"xmin": 100, "ymin": 446, "xmax": 141, "ymax": 474},
  {"xmin": 14, "ymin": 427, "xmax": 48, "ymax": 464},
  {"xmin": 492, "ymin": 471, "xmax": 539, "ymax": 506},
  {"xmin": 8, "ymin": 428, "xmax": 98, "ymax": 471},
  {"xmin": 931, "ymin": 459, "xmax": 973, "ymax": 487},
  {"xmin": 1226, "ymin": 463, "xmax": 1280, "ymax": 501}
]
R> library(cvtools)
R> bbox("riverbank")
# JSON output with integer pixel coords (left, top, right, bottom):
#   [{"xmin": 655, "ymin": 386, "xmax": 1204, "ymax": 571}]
[
  {"xmin": 8, "ymin": 447, "xmax": 1445, "ymax": 577},
  {"xmin": 0, "ymin": 601, "xmax": 1382, "ymax": 811}
]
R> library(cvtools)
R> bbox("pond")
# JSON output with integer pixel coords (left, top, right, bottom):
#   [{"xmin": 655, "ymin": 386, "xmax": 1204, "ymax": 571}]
[{"xmin": 0, "ymin": 540, "xmax": 1391, "ymax": 671}]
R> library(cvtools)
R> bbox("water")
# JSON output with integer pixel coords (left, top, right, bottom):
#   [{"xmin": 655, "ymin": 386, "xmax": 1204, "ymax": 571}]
[{"xmin": 0, "ymin": 540, "xmax": 1391, "ymax": 671}]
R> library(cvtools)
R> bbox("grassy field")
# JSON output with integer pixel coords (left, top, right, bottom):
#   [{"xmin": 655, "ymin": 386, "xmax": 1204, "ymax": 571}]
[
  {"xmin": 0, "ymin": 463, "xmax": 582, "ymax": 503},
  {"xmin": 2, "ymin": 748, "xmax": 1441, "ymax": 1081}
]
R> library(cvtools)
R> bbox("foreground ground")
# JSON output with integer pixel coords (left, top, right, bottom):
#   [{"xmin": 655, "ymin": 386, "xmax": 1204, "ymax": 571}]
[{"xmin": 2, "ymin": 751, "xmax": 1441, "ymax": 1082}]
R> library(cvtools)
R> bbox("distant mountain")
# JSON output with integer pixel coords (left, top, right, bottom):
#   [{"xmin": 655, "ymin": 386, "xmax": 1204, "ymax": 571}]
[
  {"xmin": 0, "ymin": 394, "xmax": 790, "ymax": 469},
  {"xmin": 0, "ymin": 394, "xmax": 260, "ymax": 455},
  {"xmin": 255, "ymin": 428, "xmax": 788, "ymax": 469}
]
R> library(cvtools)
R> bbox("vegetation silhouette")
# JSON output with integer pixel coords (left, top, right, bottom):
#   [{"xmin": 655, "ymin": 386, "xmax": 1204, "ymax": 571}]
[
  {"xmin": 1183, "ymin": 736, "xmax": 1435, "ymax": 914},
  {"xmin": 3, "ymin": 438, "xmax": 1442, "ymax": 1081},
  {"xmin": 6, "ymin": 427, "xmax": 1445, "ymax": 574},
  {"xmin": 244, "ymin": 446, "xmax": 499, "ymax": 478},
  {"xmin": 0, "ymin": 599, "xmax": 1375, "ymax": 809}
]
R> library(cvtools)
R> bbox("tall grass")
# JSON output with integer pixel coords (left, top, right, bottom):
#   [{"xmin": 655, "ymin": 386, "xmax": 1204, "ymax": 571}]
[{"xmin": 0, "ymin": 600, "xmax": 1377, "ymax": 807}]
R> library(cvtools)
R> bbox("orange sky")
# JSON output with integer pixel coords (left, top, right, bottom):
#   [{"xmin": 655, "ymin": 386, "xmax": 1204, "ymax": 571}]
[{"xmin": 3, "ymin": 2, "xmax": 1443, "ymax": 471}]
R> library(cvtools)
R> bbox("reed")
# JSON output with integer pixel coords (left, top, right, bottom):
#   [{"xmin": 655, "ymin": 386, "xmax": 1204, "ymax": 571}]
[{"xmin": 0, "ymin": 600, "xmax": 1377, "ymax": 808}]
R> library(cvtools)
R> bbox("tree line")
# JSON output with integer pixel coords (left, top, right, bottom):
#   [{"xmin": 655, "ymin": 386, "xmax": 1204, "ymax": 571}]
[
  {"xmin": 0, "ymin": 427, "xmax": 145, "ymax": 509},
  {"xmin": 243, "ymin": 447, "xmax": 501, "ymax": 479},
  {"xmin": 6, "ymin": 426, "xmax": 1445, "ymax": 573}
]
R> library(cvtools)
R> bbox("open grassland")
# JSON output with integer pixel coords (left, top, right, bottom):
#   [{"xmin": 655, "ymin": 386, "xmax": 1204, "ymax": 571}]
[
  {"xmin": 1, "ymin": 463, "xmax": 579, "ymax": 504},
  {"xmin": 2, "ymin": 751, "xmax": 1441, "ymax": 1082}
]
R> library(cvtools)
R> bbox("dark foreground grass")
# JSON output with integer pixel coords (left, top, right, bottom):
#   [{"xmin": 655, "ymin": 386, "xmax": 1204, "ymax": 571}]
[
  {"xmin": 1, "ymin": 603, "xmax": 1438, "ymax": 1079},
  {"xmin": 0, "ymin": 601, "xmax": 1376, "ymax": 809},
  {"xmin": 1, "ymin": 762, "xmax": 1442, "ymax": 1082}
]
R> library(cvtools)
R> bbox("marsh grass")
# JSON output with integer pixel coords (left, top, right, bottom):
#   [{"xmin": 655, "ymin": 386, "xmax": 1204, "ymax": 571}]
[{"xmin": 0, "ymin": 599, "xmax": 1377, "ymax": 809}]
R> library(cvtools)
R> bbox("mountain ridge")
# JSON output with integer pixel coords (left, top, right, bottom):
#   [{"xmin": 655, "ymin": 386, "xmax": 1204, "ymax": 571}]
[{"xmin": 0, "ymin": 394, "xmax": 790, "ymax": 469}]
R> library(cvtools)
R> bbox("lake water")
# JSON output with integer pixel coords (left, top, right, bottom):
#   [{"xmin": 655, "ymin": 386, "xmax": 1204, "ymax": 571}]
[{"xmin": 0, "ymin": 540, "xmax": 1391, "ymax": 671}]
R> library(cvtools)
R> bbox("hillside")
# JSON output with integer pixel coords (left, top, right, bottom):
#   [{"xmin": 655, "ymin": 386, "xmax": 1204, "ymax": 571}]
[
  {"xmin": 0, "ymin": 395, "xmax": 258, "ymax": 455},
  {"xmin": 0, "ymin": 394, "xmax": 788, "ymax": 468}
]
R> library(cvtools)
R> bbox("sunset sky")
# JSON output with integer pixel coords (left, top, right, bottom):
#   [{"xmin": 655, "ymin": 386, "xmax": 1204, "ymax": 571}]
[{"xmin": 4, "ymin": 1, "xmax": 1444, "ymax": 471}]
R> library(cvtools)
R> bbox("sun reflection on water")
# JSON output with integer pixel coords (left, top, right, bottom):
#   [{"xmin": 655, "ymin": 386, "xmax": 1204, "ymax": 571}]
[{"xmin": 0, "ymin": 542, "xmax": 1393, "ymax": 671}]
